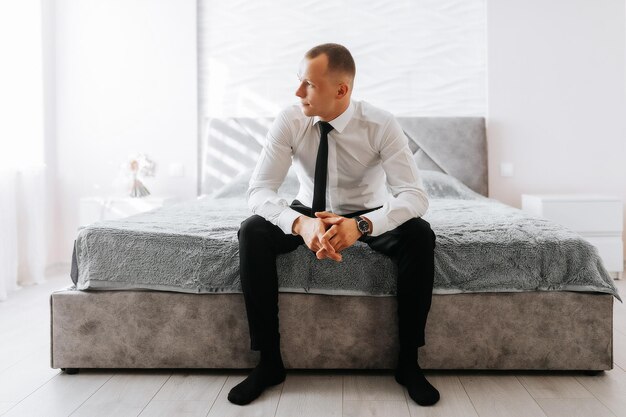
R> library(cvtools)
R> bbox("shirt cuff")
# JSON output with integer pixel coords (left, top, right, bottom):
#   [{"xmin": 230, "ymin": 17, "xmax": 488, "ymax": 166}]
[
  {"xmin": 278, "ymin": 207, "xmax": 304, "ymax": 235},
  {"xmin": 362, "ymin": 208, "xmax": 391, "ymax": 237}
]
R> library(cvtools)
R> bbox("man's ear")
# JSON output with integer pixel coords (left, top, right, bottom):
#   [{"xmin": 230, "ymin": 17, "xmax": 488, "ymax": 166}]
[{"xmin": 336, "ymin": 82, "xmax": 349, "ymax": 99}]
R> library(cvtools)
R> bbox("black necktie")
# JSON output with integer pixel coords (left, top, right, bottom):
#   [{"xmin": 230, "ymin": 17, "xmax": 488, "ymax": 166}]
[{"xmin": 312, "ymin": 121, "xmax": 334, "ymax": 216}]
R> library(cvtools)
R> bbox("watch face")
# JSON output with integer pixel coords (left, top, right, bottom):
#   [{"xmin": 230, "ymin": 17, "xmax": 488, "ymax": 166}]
[{"xmin": 358, "ymin": 220, "xmax": 369, "ymax": 234}]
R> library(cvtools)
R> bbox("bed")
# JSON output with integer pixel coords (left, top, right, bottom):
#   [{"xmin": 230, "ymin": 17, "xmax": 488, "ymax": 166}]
[{"xmin": 50, "ymin": 117, "xmax": 620, "ymax": 372}]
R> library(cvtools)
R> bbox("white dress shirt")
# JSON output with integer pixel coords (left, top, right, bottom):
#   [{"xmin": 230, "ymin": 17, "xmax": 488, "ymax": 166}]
[{"xmin": 247, "ymin": 99, "xmax": 429, "ymax": 237}]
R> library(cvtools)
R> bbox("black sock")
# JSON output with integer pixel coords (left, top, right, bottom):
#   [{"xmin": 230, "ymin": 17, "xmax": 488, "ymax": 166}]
[
  {"xmin": 261, "ymin": 347, "xmax": 284, "ymax": 369},
  {"xmin": 227, "ymin": 349, "xmax": 286, "ymax": 406},
  {"xmin": 398, "ymin": 346, "xmax": 418, "ymax": 369},
  {"xmin": 395, "ymin": 347, "xmax": 440, "ymax": 406}
]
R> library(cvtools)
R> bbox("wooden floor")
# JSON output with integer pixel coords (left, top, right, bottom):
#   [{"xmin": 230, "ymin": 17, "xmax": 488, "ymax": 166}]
[{"xmin": 1, "ymin": 275, "xmax": 625, "ymax": 417}]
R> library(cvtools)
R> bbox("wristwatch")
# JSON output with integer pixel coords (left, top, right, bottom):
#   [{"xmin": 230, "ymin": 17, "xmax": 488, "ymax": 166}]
[{"xmin": 354, "ymin": 216, "xmax": 371, "ymax": 236}]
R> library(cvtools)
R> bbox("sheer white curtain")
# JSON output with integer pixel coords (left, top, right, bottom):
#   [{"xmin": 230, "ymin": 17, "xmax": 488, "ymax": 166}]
[{"xmin": 0, "ymin": 0, "xmax": 47, "ymax": 301}]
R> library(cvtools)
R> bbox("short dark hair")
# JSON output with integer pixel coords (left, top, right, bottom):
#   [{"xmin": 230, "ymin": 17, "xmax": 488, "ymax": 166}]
[{"xmin": 305, "ymin": 43, "xmax": 356, "ymax": 80}]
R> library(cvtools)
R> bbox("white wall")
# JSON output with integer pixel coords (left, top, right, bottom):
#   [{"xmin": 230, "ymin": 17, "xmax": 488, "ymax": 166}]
[
  {"xmin": 51, "ymin": 0, "xmax": 197, "ymax": 265},
  {"xmin": 487, "ymin": 0, "xmax": 626, "ymax": 259}
]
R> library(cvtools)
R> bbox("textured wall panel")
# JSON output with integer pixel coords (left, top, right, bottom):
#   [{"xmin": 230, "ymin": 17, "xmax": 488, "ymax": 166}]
[{"xmin": 198, "ymin": 0, "xmax": 486, "ymax": 118}]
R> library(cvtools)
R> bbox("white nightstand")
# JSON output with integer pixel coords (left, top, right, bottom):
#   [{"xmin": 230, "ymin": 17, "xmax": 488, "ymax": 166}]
[
  {"xmin": 79, "ymin": 196, "xmax": 178, "ymax": 227},
  {"xmin": 521, "ymin": 194, "xmax": 623, "ymax": 279}
]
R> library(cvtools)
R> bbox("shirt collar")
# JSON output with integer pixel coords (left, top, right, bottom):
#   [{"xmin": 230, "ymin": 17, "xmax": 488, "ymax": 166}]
[{"xmin": 313, "ymin": 100, "xmax": 355, "ymax": 134}]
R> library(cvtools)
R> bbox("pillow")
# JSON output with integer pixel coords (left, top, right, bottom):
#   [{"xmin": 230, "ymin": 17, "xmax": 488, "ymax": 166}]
[
  {"xmin": 420, "ymin": 170, "xmax": 483, "ymax": 200},
  {"xmin": 212, "ymin": 167, "xmax": 300, "ymax": 199},
  {"xmin": 211, "ymin": 169, "xmax": 252, "ymax": 198}
]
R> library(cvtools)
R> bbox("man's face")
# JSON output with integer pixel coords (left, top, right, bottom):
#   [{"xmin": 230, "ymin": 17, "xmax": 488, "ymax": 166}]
[{"xmin": 295, "ymin": 54, "xmax": 340, "ymax": 120}]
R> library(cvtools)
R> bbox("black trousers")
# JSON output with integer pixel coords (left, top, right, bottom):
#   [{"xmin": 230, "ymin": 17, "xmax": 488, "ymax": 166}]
[{"xmin": 237, "ymin": 201, "xmax": 436, "ymax": 353}]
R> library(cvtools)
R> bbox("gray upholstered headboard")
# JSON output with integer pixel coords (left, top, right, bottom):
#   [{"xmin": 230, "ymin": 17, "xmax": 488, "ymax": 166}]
[
  {"xmin": 199, "ymin": 117, "xmax": 488, "ymax": 197},
  {"xmin": 397, "ymin": 117, "xmax": 488, "ymax": 196}
]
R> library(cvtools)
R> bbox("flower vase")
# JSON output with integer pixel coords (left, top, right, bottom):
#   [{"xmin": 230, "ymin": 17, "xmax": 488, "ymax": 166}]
[{"xmin": 130, "ymin": 173, "xmax": 150, "ymax": 198}]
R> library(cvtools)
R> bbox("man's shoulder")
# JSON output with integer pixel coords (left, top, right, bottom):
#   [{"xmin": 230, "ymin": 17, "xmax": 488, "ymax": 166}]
[
  {"xmin": 278, "ymin": 104, "xmax": 306, "ymax": 118},
  {"xmin": 276, "ymin": 104, "xmax": 306, "ymax": 121},
  {"xmin": 267, "ymin": 105, "xmax": 310, "ymax": 143},
  {"xmin": 352, "ymin": 100, "xmax": 396, "ymax": 126},
  {"xmin": 271, "ymin": 104, "xmax": 311, "ymax": 134}
]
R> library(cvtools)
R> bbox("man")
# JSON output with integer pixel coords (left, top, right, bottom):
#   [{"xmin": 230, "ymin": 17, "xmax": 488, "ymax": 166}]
[{"xmin": 228, "ymin": 43, "xmax": 439, "ymax": 407}]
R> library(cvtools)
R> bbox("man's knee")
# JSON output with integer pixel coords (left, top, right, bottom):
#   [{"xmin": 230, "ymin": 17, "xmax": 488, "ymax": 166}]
[
  {"xmin": 238, "ymin": 215, "xmax": 273, "ymax": 241},
  {"xmin": 401, "ymin": 218, "xmax": 436, "ymax": 248}
]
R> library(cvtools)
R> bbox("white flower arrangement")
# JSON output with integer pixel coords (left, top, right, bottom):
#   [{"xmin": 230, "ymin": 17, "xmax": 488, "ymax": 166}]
[{"xmin": 123, "ymin": 153, "xmax": 156, "ymax": 198}]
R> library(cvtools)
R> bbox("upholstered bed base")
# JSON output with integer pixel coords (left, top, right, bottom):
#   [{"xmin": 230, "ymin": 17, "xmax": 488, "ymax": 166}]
[{"xmin": 50, "ymin": 287, "xmax": 613, "ymax": 371}]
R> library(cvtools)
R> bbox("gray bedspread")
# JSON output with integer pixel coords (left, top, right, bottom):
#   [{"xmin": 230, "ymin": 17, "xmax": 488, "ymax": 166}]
[{"xmin": 73, "ymin": 173, "xmax": 620, "ymax": 300}]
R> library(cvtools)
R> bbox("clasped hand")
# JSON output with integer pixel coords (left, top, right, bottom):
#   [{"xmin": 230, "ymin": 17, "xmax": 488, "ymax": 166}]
[{"xmin": 295, "ymin": 212, "xmax": 362, "ymax": 262}]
